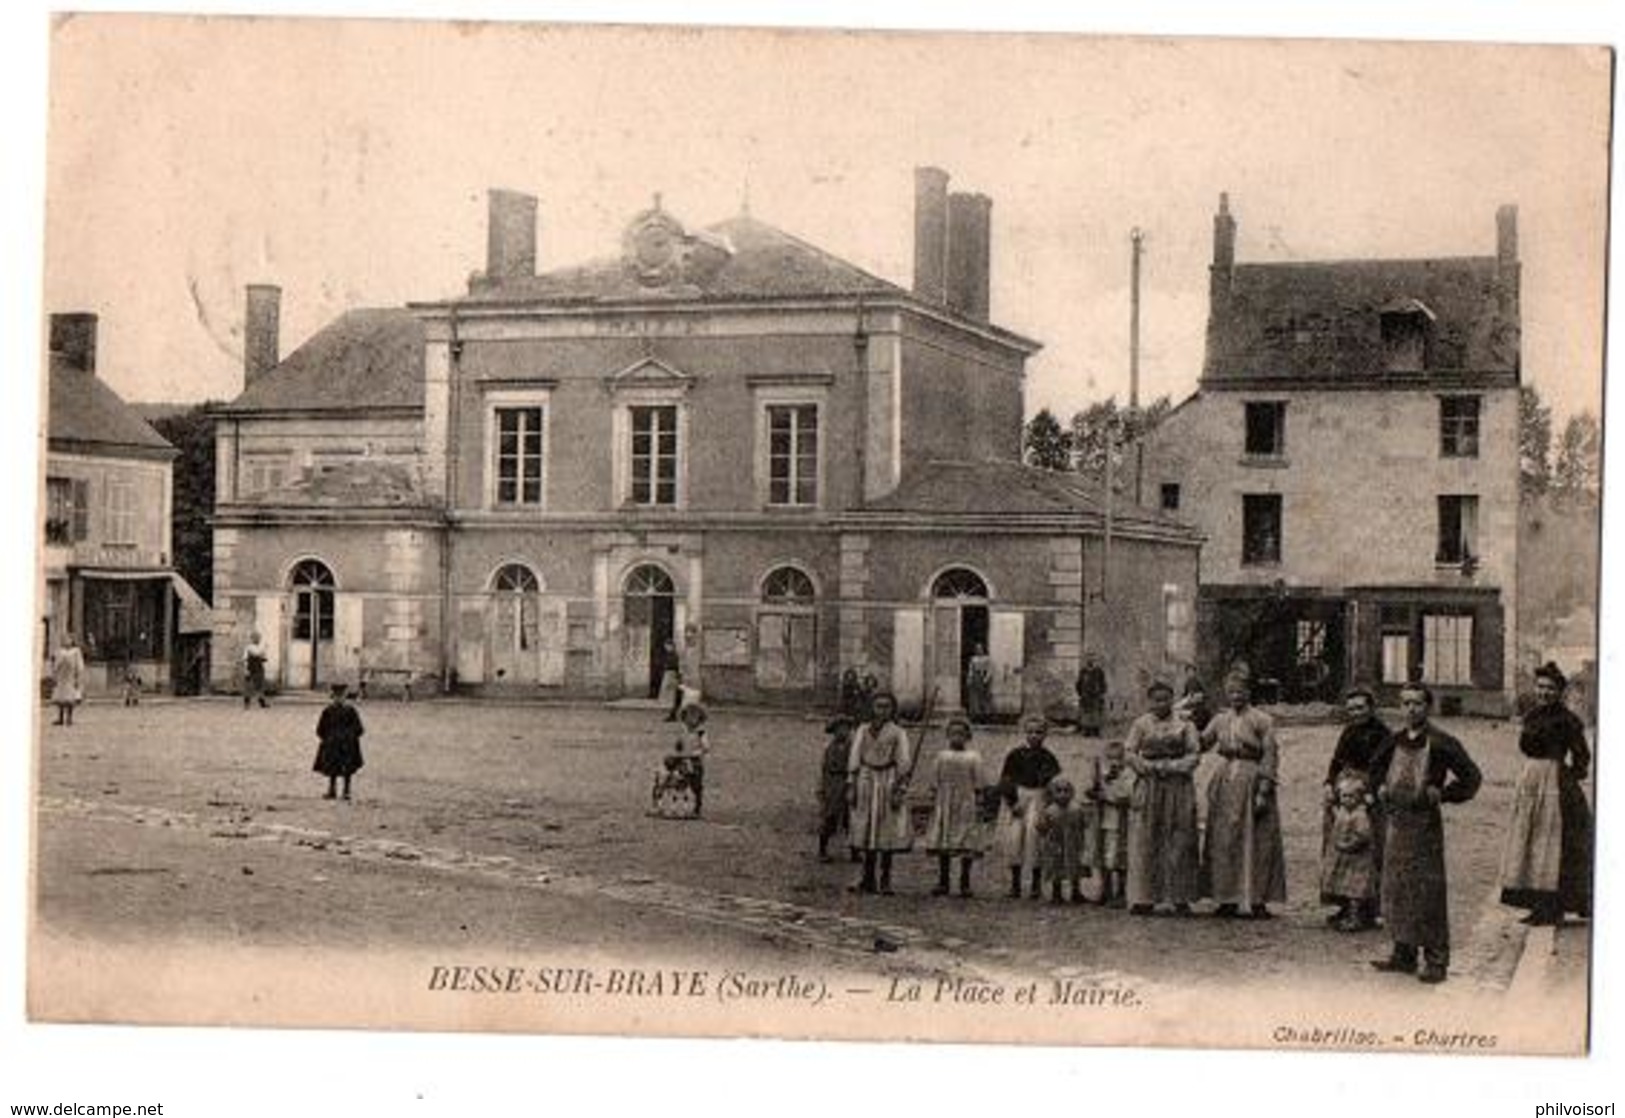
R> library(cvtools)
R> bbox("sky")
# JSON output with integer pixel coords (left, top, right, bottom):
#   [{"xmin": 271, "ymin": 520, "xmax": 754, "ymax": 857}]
[{"xmin": 39, "ymin": 19, "xmax": 1611, "ymax": 422}]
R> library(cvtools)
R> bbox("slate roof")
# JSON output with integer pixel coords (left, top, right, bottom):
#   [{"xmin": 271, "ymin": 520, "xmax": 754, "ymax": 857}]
[
  {"xmin": 1205, "ymin": 256, "xmax": 1519, "ymax": 382},
  {"xmin": 221, "ymin": 308, "xmax": 424, "ymax": 413},
  {"xmin": 457, "ymin": 214, "xmax": 907, "ymax": 305},
  {"xmin": 47, "ymin": 355, "xmax": 177, "ymax": 457},
  {"xmin": 858, "ymin": 459, "xmax": 1199, "ymax": 536}
]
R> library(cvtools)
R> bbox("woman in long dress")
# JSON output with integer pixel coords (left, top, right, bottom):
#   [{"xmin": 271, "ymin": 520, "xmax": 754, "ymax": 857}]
[
  {"xmin": 51, "ymin": 635, "xmax": 86, "ymax": 727},
  {"xmin": 1123, "ymin": 680, "xmax": 1202, "ymax": 916},
  {"xmin": 1199, "ymin": 671, "xmax": 1287, "ymax": 918},
  {"xmin": 846, "ymin": 691, "xmax": 915, "ymax": 895},
  {"xmin": 1499, "ymin": 661, "xmax": 1592, "ymax": 926}
]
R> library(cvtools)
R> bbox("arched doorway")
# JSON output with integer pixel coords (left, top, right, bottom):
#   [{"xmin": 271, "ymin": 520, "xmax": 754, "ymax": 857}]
[
  {"xmin": 287, "ymin": 558, "xmax": 336, "ymax": 690},
  {"xmin": 931, "ymin": 567, "xmax": 990, "ymax": 710},
  {"xmin": 489, "ymin": 563, "xmax": 541, "ymax": 685},
  {"xmin": 757, "ymin": 565, "xmax": 817, "ymax": 689},
  {"xmin": 622, "ymin": 564, "xmax": 677, "ymax": 697}
]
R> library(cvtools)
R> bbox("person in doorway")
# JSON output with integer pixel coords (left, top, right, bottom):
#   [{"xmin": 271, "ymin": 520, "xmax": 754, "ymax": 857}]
[
  {"xmin": 656, "ymin": 638, "xmax": 682, "ymax": 718},
  {"xmin": 1499, "ymin": 662, "xmax": 1592, "ymax": 927},
  {"xmin": 996, "ymin": 716, "xmax": 1062, "ymax": 899},
  {"xmin": 965, "ymin": 644, "xmax": 994, "ymax": 724},
  {"xmin": 1075, "ymin": 654, "xmax": 1107, "ymax": 737},
  {"xmin": 313, "ymin": 682, "xmax": 365, "ymax": 801},
  {"xmin": 1123, "ymin": 680, "xmax": 1202, "ymax": 916},
  {"xmin": 846, "ymin": 691, "xmax": 915, "ymax": 895},
  {"xmin": 1199, "ymin": 669, "xmax": 1287, "ymax": 919},
  {"xmin": 242, "ymin": 631, "xmax": 269, "ymax": 709},
  {"xmin": 1369, "ymin": 683, "xmax": 1482, "ymax": 984},
  {"xmin": 51, "ymin": 634, "xmax": 85, "ymax": 727},
  {"xmin": 923, "ymin": 715, "xmax": 989, "ymax": 897},
  {"xmin": 1321, "ymin": 688, "xmax": 1389, "ymax": 931}
]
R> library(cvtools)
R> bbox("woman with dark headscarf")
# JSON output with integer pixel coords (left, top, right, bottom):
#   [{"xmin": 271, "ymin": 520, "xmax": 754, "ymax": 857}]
[{"xmin": 1499, "ymin": 662, "xmax": 1593, "ymax": 926}]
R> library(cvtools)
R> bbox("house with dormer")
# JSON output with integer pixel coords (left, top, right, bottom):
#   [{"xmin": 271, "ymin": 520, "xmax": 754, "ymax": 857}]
[
  {"xmin": 209, "ymin": 170, "xmax": 1201, "ymax": 712},
  {"xmin": 1140, "ymin": 195, "xmax": 1520, "ymax": 714}
]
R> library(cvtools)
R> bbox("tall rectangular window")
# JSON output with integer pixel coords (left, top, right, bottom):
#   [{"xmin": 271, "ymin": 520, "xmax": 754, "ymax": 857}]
[
  {"xmin": 494, "ymin": 406, "xmax": 545, "ymax": 506},
  {"xmin": 1436, "ymin": 494, "xmax": 1479, "ymax": 564},
  {"xmin": 1244, "ymin": 401, "xmax": 1286, "ymax": 457},
  {"xmin": 1160, "ymin": 483, "xmax": 1181, "ymax": 512},
  {"xmin": 105, "ymin": 477, "xmax": 136, "ymax": 544},
  {"xmin": 1422, "ymin": 613, "xmax": 1474, "ymax": 686},
  {"xmin": 44, "ymin": 477, "xmax": 80, "ymax": 544},
  {"xmin": 1440, "ymin": 396, "xmax": 1480, "ymax": 458},
  {"xmin": 767, "ymin": 404, "xmax": 818, "ymax": 506},
  {"xmin": 630, "ymin": 405, "xmax": 678, "ymax": 506},
  {"xmin": 1242, "ymin": 494, "xmax": 1282, "ymax": 566}
]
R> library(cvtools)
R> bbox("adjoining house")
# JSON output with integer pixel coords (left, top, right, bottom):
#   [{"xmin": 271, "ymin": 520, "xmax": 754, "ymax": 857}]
[
  {"xmin": 209, "ymin": 169, "xmax": 1201, "ymax": 712},
  {"xmin": 42, "ymin": 313, "xmax": 189, "ymax": 695},
  {"xmin": 1141, "ymin": 195, "xmax": 1520, "ymax": 714}
]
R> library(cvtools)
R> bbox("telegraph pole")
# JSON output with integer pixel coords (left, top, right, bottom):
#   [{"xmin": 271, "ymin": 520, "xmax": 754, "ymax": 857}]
[{"xmin": 1130, "ymin": 227, "xmax": 1144, "ymax": 506}]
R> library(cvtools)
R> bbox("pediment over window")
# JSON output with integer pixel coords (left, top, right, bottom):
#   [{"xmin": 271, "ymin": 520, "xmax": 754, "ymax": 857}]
[{"xmin": 603, "ymin": 356, "xmax": 696, "ymax": 394}]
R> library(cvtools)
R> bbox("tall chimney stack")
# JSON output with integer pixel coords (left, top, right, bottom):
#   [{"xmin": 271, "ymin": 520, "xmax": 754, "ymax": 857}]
[
  {"xmin": 244, "ymin": 284, "xmax": 282, "ymax": 386},
  {"xmin": 1210, "ymin": 192, "xmax": 1237, "ymax": 310},
  {"xmin": 913, "ymin": 167, "xmax": 950, "ymax": 305},
  {"xmin": 946, "ymin": 191, "xmax": 992, "ymax": 322},
  {"xmin": 49, "ymin": 313, "xmax": 98, "ymax": 373},
  {"xmin": 487, "ymin": 188, "xmax": 539, "ymax": 282},
  {"xmin": 1495, "ymin": 203, "xmax": 1520, "ymax": 333}
]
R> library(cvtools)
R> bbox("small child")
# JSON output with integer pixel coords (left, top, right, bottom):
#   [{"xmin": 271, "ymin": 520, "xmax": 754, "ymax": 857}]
[
  {"xmin": 121, "ymin": 668, "xmax": 142, "ymax": 707},
  {"xmin": 665, "ymin": 701, "xmax": 710, "ymax": 816},
  {"xmin": 1095, "ymin": 740, "xmax": 1135, "ymax": 907},
  {"xmin": 1037, "ymin": 776, "xmax": 1092, "ymax": 905},
  {"xmin": 923, "ymin": 715, "xmax": 989, "ymax": 898},
  {"xmin": 1321, "ymin": 770, "xmax": 1377, "ymax": 931},
  {"xmin": 818, "ymin": 715, "xmax": 855, "ymax": 861},
  {"xmin": 313, "ymin": 682, "xmax": 365, "ymax": 801}
]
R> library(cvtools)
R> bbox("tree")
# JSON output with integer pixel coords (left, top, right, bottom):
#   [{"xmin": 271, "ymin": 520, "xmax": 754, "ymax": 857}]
[
  {"xmin": 1023, "ymin": 407, "xmax": 1073, "ymax": 471},
  {"xmin": 1553, "ymin": 410, "xmax": 1601, "ymax": 496},
  {"xmin": 1068, "ymin": 394, "xmax": 1172, "ymax": 493},
  {"xmin": 150, "ymin": 404, "xmax": 219, "ymax": 600},
  {"xmin": 1519, "ymin": 384, "xmax": 1553, "ymax": 495}
]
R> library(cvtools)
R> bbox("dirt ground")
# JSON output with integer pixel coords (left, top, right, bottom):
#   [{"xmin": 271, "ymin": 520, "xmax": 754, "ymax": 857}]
[{"xmin": 30, "ymin": 695, "xmax": 1573, "ymax": 996}]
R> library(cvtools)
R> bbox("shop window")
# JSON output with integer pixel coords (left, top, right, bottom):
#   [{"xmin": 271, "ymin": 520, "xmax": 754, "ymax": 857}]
[{"xmin": 1421, "ymin": 613, "xmax": 1474, "ymax": 686}]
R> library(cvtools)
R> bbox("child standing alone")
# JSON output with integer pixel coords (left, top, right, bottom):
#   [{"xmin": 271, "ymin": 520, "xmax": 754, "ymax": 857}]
[
  {"xmin": 923, "ymin": 715, "xmax": 988, "ymax": 897},
  {"xmin": 313, "ymin": 682, "xmax": 365, "ymax": 801}
]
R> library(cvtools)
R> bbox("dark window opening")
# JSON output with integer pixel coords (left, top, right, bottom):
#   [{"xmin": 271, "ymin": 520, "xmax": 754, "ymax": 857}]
[
  {"xmin": 1244, "ymin": 402, "xmax": 1286, "ymax": 457},
  {"xmin": 1439, "ymin": 396, "xmax": 1480, "ymax": 459},
  {"xmin": 1242, "ymin": 494, "xmax": 1282, "ymax": 566},
  {"xmin": 1436, "ymin": 495, "xmax": 1479, "ymax": 565},
  {"xmin": 1160, "ymin": 483, "xmax": 1181, "ymax": 512},
  {"xmin": 1381, "ymin": 310, "xmax": 1430, "ymax": 372}
]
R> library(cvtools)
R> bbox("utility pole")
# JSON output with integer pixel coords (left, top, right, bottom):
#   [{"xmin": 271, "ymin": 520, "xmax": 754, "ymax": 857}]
[{"xmin": 1130, "ymin": 227, "xmax": 1145, "ymax": 506}]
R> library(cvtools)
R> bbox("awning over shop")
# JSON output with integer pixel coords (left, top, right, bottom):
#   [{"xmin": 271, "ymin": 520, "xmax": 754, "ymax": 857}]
[{"xmin": 172, "ymin": 573, "xmax": 214, "ymax": 635}]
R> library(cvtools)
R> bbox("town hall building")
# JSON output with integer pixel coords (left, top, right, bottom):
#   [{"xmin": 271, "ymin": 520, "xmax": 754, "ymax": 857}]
[{"xmin": 210, "ymin": 170, "xmax": 1200, "ymax": 714}]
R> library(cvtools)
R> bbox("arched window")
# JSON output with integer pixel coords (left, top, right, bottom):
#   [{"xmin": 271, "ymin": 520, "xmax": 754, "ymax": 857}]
[
  {"xmin": 758, "ymin": 565, "xmax": 817, "ymax": 689},
  {"xmin": 762, "ymin": 565, "xmax": 816, "ymax": 604},
  {"xmin": 289, "ymin": 559, "xmax": 336, "ymax": 641},
  {"xmin": 932, "ymin": 567, "xmax": 989, "ymax": 600},
  {"xmin": 492, "ymin": 563, "xmax": 540, "ymax": 593},
  {"xmin": 624, "ymin": 564, "xmax": 675, "ymax": 597}
]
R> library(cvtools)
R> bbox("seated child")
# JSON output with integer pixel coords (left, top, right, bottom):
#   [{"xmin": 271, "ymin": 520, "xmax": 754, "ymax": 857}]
[
  {"xmin": 1321, "ymin": 770, "xmax": 1377, "ymax": 931},
  {"xmin": 121, "ymin": 668, "xmax": 142, "ymax": 707},
  {"xmin": 923, "ymin": 715, "xmax": 989, "ymax": 898},
  {"xmin": 1037, "ymin": 776, "xmax": 1092, "ymax": 905},
  {"xmin": 1094, "ymin": 740, "xmax": 1135, "ymax": 907},
  {"xmin": 663, "ymin": 701, "xmax": 710, "ymax": 816}
]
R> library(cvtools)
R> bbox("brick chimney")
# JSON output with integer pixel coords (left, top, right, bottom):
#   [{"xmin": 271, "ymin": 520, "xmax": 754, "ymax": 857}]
[
  {"xmin": 487, "ymin": 188, "xmax": 538, "ymax": 282},
  {"xmin": 1495, "ymin": 203, "xmax": 1520, "ymax": 341},
  {"xmin": 1210, "ymin": 192, "xmax": 1237, "ymax": 306},
  {"xmin": 49, "ymin": 313, "xmax": 98, "ymax": 373},
  {"xmin": 912, "ymin": 166, "xmax": 950, "ymax": 305},
  {"xmin": 244, "ymin": 284, "xmax": 281, "ymax": 387},
  {"xmin": 946, "ymin": 191, "xmax": 992, "ymax": 323}
]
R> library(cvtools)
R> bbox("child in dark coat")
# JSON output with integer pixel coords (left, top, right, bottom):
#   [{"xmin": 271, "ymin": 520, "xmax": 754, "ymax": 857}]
[
  {"xmin": 818, "ymin": 715, "xmax": 855, "ymax": 861},
  {"xmin": 314, "ymin": 683, "xmax": 365, "ymax": 800}
]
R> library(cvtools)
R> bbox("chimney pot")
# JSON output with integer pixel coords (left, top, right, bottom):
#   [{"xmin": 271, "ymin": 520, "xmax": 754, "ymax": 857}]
[
  {"xmin": 244, "ymin": 285, "xmax": 282, "ymax": 386},
  {"xmin": 913, "ymin": 167, "xmax": 950, "ymax": 305},
  {"xmin": 49, "ymin": 313, "xmax": 98, "ymax": 373},
  {"xmin": 487, "ymin": 188, "xmax": 539, "ymax": 283}
]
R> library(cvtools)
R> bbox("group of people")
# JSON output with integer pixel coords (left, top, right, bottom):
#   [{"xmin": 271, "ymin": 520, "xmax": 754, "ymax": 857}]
[{"xmin": 814, "ymin": 661, "xmax": 1594, "ymax": 987}]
